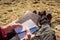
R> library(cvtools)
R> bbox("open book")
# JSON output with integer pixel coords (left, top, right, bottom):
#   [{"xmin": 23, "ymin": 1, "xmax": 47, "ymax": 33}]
[
  {"xmin": 14, "ymin": 11, "xmax": 40, "ymax": 40},
  {"xmin": 14, "ymin": 19, "xmax": 39, "ymax": 40}
]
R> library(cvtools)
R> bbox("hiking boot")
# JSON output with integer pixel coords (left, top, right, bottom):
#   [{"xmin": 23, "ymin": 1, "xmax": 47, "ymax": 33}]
[
  {"xmin": 38, "ymin": 11, "xmax": 50, "ymax": 25},
  {"xmin": 33, "ymin": 10, "xmax": 37, "ymax": 14},
  {"xmin": 38, "ymin": 10, "xmax": 46, "ymax": 17}
]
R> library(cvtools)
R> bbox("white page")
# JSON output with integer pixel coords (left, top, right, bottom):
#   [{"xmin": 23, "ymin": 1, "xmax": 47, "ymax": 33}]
[{"xmin": 22, "ymin": 19, "xmax": 37, "ymax": 28}]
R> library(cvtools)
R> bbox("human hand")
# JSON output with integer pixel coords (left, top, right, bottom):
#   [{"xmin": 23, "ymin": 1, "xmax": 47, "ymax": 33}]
[
  {"xmin": 23, "ymin": 28, "xmax": 35, "ymax": 40},
  {"xmin": 2, "ymin": 20, "xmax": 22, "ymax": 34}
]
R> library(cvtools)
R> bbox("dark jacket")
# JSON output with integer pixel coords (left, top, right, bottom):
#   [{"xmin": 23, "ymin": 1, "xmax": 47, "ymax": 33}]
[{"xmin": 34, "ymin": 24, "xmax": 56, "ymax": 40}]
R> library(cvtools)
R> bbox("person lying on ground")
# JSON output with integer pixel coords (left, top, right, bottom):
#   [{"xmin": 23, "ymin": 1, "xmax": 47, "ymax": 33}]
[
  {"xmin": 0, "ymin": 11, "xmax": 56, "ymax": 40},
  {"xmin": 33, "ymin": 10, "xmax": 56, "ymax": 40}
]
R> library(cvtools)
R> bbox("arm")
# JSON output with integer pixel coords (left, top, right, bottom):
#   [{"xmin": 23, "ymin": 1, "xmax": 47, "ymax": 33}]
[
  {"xmin": 0, "ymin": 23, "xmax": 22, "ymax": 40},
  {"xmin": 0, "ymin": 27, "xmax": 8, "ymax": 40}
]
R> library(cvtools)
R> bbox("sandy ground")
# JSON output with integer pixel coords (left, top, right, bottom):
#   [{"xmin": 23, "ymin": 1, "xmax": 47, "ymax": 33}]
[{"xmin": 0, "ymin": 0, "xmax": 60, "ymax": 40}]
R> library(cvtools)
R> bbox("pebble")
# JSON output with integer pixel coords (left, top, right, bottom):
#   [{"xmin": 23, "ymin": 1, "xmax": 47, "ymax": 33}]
[
  {"xmin": 42, "ymin": 2, "xmax": 46, "ymax": 4},
  {"xmin": 7, "ymin": 10, "xmax": 13, "ymax": 12},
  {"xmin": 4, "ymin": 12, "xmax": 7, "ymax": 14},
  {"xmin": 4, "ymin": 3, "xmax": 12, "ymax": 5},
  {"xmin": 47, "ymin": 3, "xmax": 56, "ymax": 6},
  {"xmin": 0, "ymin": 0, "xmax": 1, "ymax": 1},
  {"xmin": 33, "ymin": 1, "xmax": 39, "ymax": 4},
  {"xmin": 55, "ymin": 25, "xmax": 60, "ymax": 31},
  {"xmin": 12, "ymin": 0, "xmax": 15, "ymax": 2}
]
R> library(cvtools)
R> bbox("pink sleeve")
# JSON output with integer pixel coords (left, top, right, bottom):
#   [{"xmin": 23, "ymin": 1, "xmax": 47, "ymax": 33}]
[{"xmin": 1, "ymin": 28, "xmax": 7, "ymax": 38}]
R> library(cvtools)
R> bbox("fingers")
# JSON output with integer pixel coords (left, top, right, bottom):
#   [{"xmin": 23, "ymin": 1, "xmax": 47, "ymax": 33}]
[
  {"xmin": 24, "ymin": 27, "xmax": 35, "ymax": 40},
  {"xmin": 31, "ymin": 34, "xmax": 35, "ymax": 40},
  {"xmin": 23, "ymin": 35, "xmax": 28, "ymax": 40},
  {"xmin": 23, "ymin": 34, "xmax": 35, "ymax": 40},
  {"xmin": 27, "ymin": 34, "xmax": 35, "ymax": 40},
  {"xmin": 11, "ymin": 23, "xmax": 22, "ymax": 28},
  {"xmin": 6, "ymin": 19, "xmax": 22, "ymax": 27},
  {"xmin": 25, "ymin": 27, "xmax": 31, "ymax": 34},
  {"xmin": 28, "ymin": 34, "xmax": 31, "ymax": 39}
]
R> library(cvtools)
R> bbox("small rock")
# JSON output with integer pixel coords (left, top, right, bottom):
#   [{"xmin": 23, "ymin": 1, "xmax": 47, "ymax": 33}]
[
  {"xmin": 55, "ymin": 25, "xmax": 60, "ymax": 31},
  {"xmin": 0, "ymin": 0, "xmax": 1, "ymax": 1},
  {"xmin": 21, "ymin": 3, "xmax": 23, "ymax": 4},
  {"xmin": 47, "ymin": 4, "xmax": 50, "ymax": 5},
  {"xmin": 47, "ymin": 3, "xmax": 56, "ymax": 6},
  {"xmin": 0, "ymin": 16, "xmax": 1, "ymax": 18},
  {"xmin": 4, "ymin": 3, "xmax": 12, "ymax": 5},
  {"xmin": 50, "ymin": 4, "xmax": 56, "ymax": 6},
  {"xmin": 37, "ymin": 0, "xmax": 40, "ymax": 1},
  {"xmin": 36, "ymin": 5, "xmax": 39, "ymax": 7},
  {"xmin": 33, "ymin": 1, "xmax": 39, "ymax": 4},
  {"xmin": 33, "ymin": 6, "xmax": 35, "ymax": 7},
  {"xmin": 25, "ymin": 0, "xmax": 27, "ymax": 1},
  {"xmin": 1, "ymin": 18, "xmax": 8, "ymax": 23},
  {"xmin": 7, "ymin": 10, "xmax": 13, "ymax": 12},
  {"xmin": 57, "ymin": 11, "xmax": 60, "ymax": 14},
  {"xmin": 58, "ymin": 16, "xmax": 60, "ymax": 18},
  {"xmin": 4, "ymin": 12, "xmax": 7, "ymax": 14},
  {"xmin": 12, "ymin": 0, "xmax": 15, "ymax": 2},
  {"xmin": 42, "ymin": 2, "xmax": 46, "ymax": 4},
  {"xmin": 46, "ymin": 0, "xmax": 49, "ymax": 1}
]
